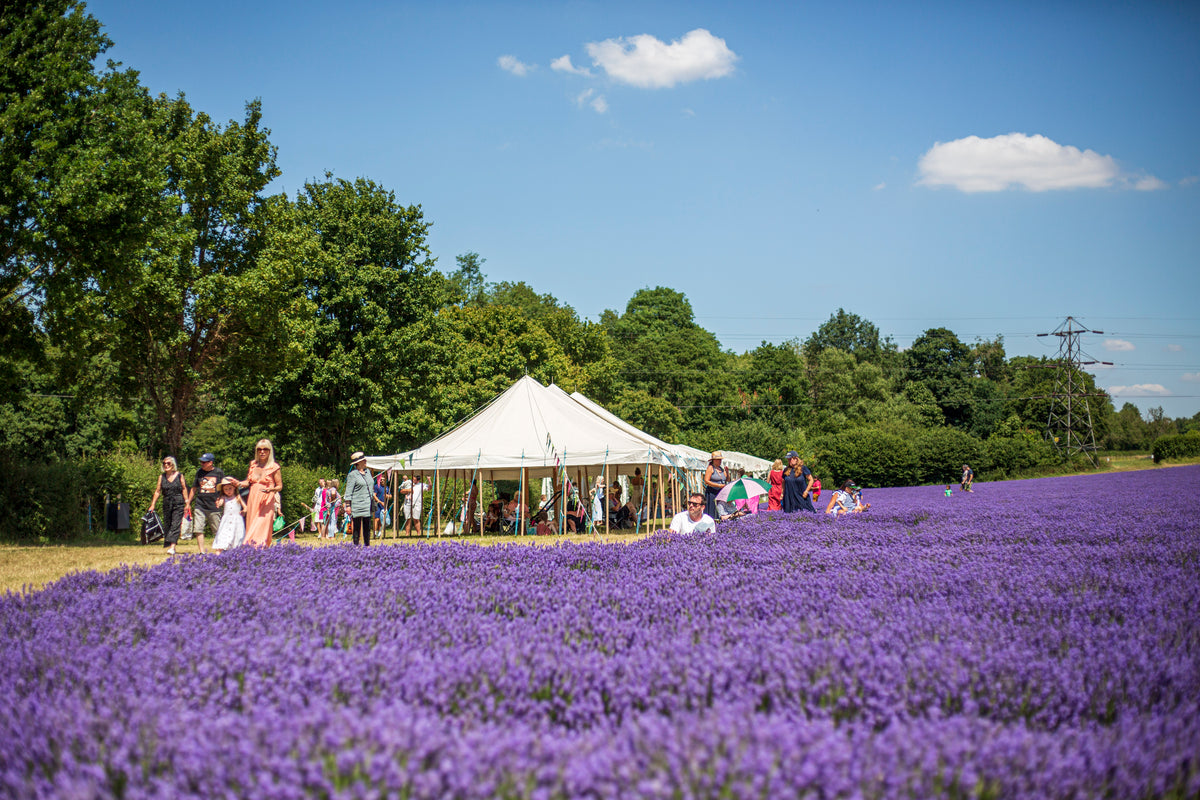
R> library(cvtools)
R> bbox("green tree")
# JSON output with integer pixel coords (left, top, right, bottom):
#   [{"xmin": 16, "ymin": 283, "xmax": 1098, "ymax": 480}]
[
  {"xmin": 74, "ymin": 95, "xmax": 297, "ymax": 457},
  {"xmin": 2, "ymin": 0, "xmax": 163, "ymax": 401},
  {"xmin": 741, "ymin": 340, "xmax": 809, "ymax": 427},
  {"xmin": 241, "ymin": 175, "xmax": 441, "ymax": 466},
  {"xmin": 603, "ymin": 287, "xmax": 737, "ymax": 432},
  {"xmin": 905, "ymin": 327, "xmax": 975, "ymax": 429},
  {"xmin": 803, "ymin": 308, "xmax": 885, "ymax": 363},
  {"xmin": 448, "ymin": 251, "xmax": 487, "ymax": 305}
]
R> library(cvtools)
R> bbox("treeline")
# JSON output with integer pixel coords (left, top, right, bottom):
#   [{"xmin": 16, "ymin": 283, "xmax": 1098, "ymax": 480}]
[{"xmin": 4, "ymin": 2, "xmax": 1199, "ymax": 540}]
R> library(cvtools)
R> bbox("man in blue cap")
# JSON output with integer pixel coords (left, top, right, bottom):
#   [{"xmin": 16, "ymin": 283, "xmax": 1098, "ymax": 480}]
[{"xmin": 189, "ymin": 453, "xmax": 224, "ymax": 554}]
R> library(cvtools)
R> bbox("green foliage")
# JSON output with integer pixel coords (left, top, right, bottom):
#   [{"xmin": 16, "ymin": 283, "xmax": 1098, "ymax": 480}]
[
  {"xmin": 688, "ymin": 419, "xmax": 805, "ymax": 465},
  {"xmin": 1152, "ymin": 431, "xmax": 1200, "ymax": 463},
  {"xmin": 239, "ymin": 175, "xmax": 440, "ymax": 466},
  {"xmin": 0, "ymin": 451, "xmax": 158, "ymax": 542},
  {"xmin": 814, "ymin": 429, "xmax": 918, "ymax": 488},
  {"xmin": 279, "ymin": 464, "xmax": 332, "ymax": 526},
  {"xmin": 803, "ymin": 308, "xmax": 886, "ymax": 363},
  {"xmin": 180, "ymin": 415, "xmax": 259, "ymax": 470},
  {"xmin": 603, "ymin": 287, "xmax": 737, "ymax": 431},
  {"xmin": 610, "ymin": 388, "xmax": 683, "ymax": 442},
  {"xmin": 979, "ymin": 436, "xmax": 1056, "ymax": 480},
  {"xmin": 905, "ymin": 327, "xmax": 975, "ymax": 429},
  {"xmin": 913, "ymin": 427, "xmax": 984, "ymax": 485}
]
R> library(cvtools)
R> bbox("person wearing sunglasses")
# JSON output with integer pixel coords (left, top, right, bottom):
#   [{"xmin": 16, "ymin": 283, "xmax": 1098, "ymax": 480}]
[
  {"xmin": 669, "ymin": 492, "xmax": 716, "ymax": 534},
  {"xmin": 240, "ymin": 439, "xmax": 281, "ymax": 547}
]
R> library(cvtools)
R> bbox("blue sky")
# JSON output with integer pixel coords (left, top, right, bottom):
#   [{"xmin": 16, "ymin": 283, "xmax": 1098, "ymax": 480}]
[{"xmin": 89, "ymin": 0, "xmax": 1200, "ymax": 418}]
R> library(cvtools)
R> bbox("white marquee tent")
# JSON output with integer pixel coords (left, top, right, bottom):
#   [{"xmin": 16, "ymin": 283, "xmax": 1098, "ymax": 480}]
[{"xmin": 365, "ymin": 376, "xmax": 680, "ymax": 480}]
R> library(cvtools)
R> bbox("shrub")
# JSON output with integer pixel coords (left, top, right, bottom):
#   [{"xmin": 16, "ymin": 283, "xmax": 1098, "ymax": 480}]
[
  {"xmin": 913, "ymin": 427, "xmax": 983, "ymax": 485},
  {"xmin": 1152, "ymin": 431, "xmax": 1200, "ymax": 463},
  {"xmin": 980, "ymin": 436, "xmax": 1056, "ymax": 479},
  {"xmin": 814, "ymin": 429, "xmax": 917, "ymax": 487}
]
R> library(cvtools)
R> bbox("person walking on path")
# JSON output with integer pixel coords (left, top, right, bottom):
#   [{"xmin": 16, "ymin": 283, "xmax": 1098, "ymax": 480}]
[
  {"xmin": 302, "ymin": 479, "xmax": 328, "ymax": 539},
  {"xmin": 241, "ymin": 439, "xmax": 282, "ymax": 548},
  {"xmin": 211, "ymin": 477, "xmax": 246, "ymax": 553},
  {"xmin": 345, "ymin": 451, "xmax": 376, "ymax": 546},
  {"xmin": 781, "ymin": 451, "xmax": 816, "ymax": 513},
  {"xmin": 703, "ymin": 451, "xmax": 729, "ymax": 520},
  {"xmin": 189, "ymin": 454, "xmax": 224, "ymax": 554},
  {"xmin": 148, "ymin": 456, "xmax": 191, "ymax": 556}
]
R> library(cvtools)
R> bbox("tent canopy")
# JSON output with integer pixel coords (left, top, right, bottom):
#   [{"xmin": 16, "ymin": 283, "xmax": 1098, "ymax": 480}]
[{"xmin": 365, "ymin": 376, "xmax": 678, "ymax": 480}]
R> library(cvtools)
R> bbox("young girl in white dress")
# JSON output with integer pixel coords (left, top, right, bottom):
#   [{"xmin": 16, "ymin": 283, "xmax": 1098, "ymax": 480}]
[{"xmin": 212, "ymin": 477, "xmax": 246, "ymax": 553}]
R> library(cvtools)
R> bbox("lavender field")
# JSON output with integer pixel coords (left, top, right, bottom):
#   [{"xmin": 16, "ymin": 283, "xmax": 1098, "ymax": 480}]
[{"xmin": 2, "ymin": 467, "xmax": 1198, "ymax": 799}]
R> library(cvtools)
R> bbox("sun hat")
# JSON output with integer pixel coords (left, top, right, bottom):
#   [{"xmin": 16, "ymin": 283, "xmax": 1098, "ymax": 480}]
[
  {"xmin": 350, "ymin": 451, "xmax": 367, "ymax": 465},
  {"xmin": 220, "ymin": 476, "xmax": 239, "ymax": 486},
  {"xmin": 711, "ymin": 450, "xmax": 724, "ymax": 460},
  {"xmin": 200, "ymin": 453, "xmax": 215, "ymax": 463}
]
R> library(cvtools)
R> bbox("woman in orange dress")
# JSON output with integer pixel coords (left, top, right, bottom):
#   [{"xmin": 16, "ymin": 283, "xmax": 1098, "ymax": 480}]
[{"xmin": 241, "ymin": 438, "xmax": 282, "ymax": 547}]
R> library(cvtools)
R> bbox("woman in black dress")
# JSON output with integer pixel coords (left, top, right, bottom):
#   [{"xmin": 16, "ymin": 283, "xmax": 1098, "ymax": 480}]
[
  {"xmin": 148, "ymin": 456, "xmax": 191, "ymax": 555},
  {"xmin": 703, "ymin": 451, "xmax": 728, "ymax": 520}
]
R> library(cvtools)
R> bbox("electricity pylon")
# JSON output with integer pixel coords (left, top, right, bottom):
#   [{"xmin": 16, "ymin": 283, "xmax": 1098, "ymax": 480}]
[{"xmin": 1036, "ymin": 316, "xmax": 1112, "ymax": 465}]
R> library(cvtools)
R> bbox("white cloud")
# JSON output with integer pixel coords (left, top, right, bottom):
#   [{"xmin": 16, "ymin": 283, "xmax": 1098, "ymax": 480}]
[
  {"xmin": 1107, "ymin": 384, "xmax": 1171, "ymax": 397},
  {"xmin": 1166, "ymin": 344, "xmax": 1184, "ymax": 353},
  {"xmin": 681, "ymin": 108, "xmax": 696, "ymax": 117},
  {"xmin": 498, "ymin": 55, "xmax": 533, "ymax": 76},
  {"xmin": 1103, "ymin": 338, "xmax": 1135, "ymax": 352},
  {"xmin": 585, "ymin": 28, "xmax": 738, "ymax": 89},
  {"xmin": 1181, "ymin": 175, "xmax": 1200, "ymax": 187},
  {"xmin": 573, "ymin": 89, "xmax": 607, "ymax": 114},
  {"xmin": 917, "ymin": 133, "xmax": 1120, "ymax": 192},
  {"xmin": 1131, "ymin": 175, "xmax": 1168, "ymax": 191},
  {"xmin": 551, "ymin": 55, "xmax": 591, "ymax": 76},
  {"xmin": 1183, "ymin": 372, "xmax": 1200, "ymax": 382},
  {"xmin": 873, "ymin": 182, "xmax": 887, "ymax": 191}
]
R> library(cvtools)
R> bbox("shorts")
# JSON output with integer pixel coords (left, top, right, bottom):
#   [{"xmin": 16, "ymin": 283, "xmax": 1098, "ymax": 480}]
[{"xmin": 192, "ymin": 510, "xmax": 222, "ymax": 536}]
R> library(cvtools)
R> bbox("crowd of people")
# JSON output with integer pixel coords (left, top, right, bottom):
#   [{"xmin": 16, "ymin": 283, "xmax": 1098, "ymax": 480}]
[
  {"xmin": 144, "ymin": 442, "xmax": 917, "ymax": 551},
  {"xmin": 145, "ymin": 439, "xmax": 281, "ymax": 555}
]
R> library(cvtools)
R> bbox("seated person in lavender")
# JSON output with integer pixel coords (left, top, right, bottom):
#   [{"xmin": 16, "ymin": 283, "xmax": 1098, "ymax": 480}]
[
  {"xmin": 669, "ymin": 492, "xmax": 716, "ymax": 534},
  {"xmin": 825, "ymin": 480, "xmax": 865, "ymax": 516},
  {"xmin": 715, "ymin": 498, "xmax": 748, "ymax": 522}
]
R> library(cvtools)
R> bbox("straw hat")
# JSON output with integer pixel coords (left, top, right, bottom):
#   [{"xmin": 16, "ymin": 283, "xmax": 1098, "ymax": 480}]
[
  {"xmin": 711, "ymin": 450, "xmax": 723, "ymax": 460},
  {"xmin": 350, "ymin": 451, "xmax": 367, "ymax": 465}
]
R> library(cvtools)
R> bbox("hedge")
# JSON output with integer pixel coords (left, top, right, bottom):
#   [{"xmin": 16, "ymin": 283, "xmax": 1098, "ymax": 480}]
[{"xmin": 1152, "ymin": 431, "xmax": 1200, "ymax": 463}]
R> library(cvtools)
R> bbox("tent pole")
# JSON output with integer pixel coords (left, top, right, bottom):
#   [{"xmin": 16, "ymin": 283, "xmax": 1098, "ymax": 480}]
[
  {"xmin": 519, "ymin": 466, "xmax": 526, "ymax": 536},
  {"xmin": 658, "ymin": 465, "xmax": 666, "ymax": 531},
  {"xmin": 605, "ymin": 462, "xmax": 610, "ymax": 535},
  {"xmin": 434, "ymin": 463, "xmax": 441, "ymax": 539}
]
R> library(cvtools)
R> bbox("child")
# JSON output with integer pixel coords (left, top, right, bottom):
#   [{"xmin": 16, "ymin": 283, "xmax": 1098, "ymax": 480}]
[
  {"xmin": 534, "ymin": 511, "xmax": 554, "ymax": 536},
  {"xmin": 944, "ymin": 485, "xmax": 953, "ymax": 497},
  {"xmin": 811, "ymin": 477, "xmax": 822, "ymax": 504},
  {"xmin": 341, "ymin": 499, "xmax": 353, "ymax": 538},
  {"xmin": 211, "ymin": 477, "xmax": 246, "ymax": 553}
]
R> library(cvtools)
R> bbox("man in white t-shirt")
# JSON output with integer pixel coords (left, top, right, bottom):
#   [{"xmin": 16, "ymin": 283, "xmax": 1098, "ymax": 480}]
[{"xmin": 669, "ymin": 492, "xmax": 716, "ymax": 534}]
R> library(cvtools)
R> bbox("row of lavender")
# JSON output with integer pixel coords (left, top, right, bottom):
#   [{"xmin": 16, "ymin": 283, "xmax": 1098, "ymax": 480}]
[{"xmin": 2, "ymin": 468, "xmax": 1198, "ymax": 798}]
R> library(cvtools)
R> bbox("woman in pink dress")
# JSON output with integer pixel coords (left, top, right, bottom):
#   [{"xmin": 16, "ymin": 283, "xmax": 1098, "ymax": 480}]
[{"xmin": 241, "ymin": 438, "xmax": 282, "ymax": 547}]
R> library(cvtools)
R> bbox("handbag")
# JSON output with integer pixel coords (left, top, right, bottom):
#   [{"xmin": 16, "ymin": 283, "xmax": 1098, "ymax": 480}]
[{"xmin": 141, "ymin": 510, "xmax": 164, "ymax": 544}]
